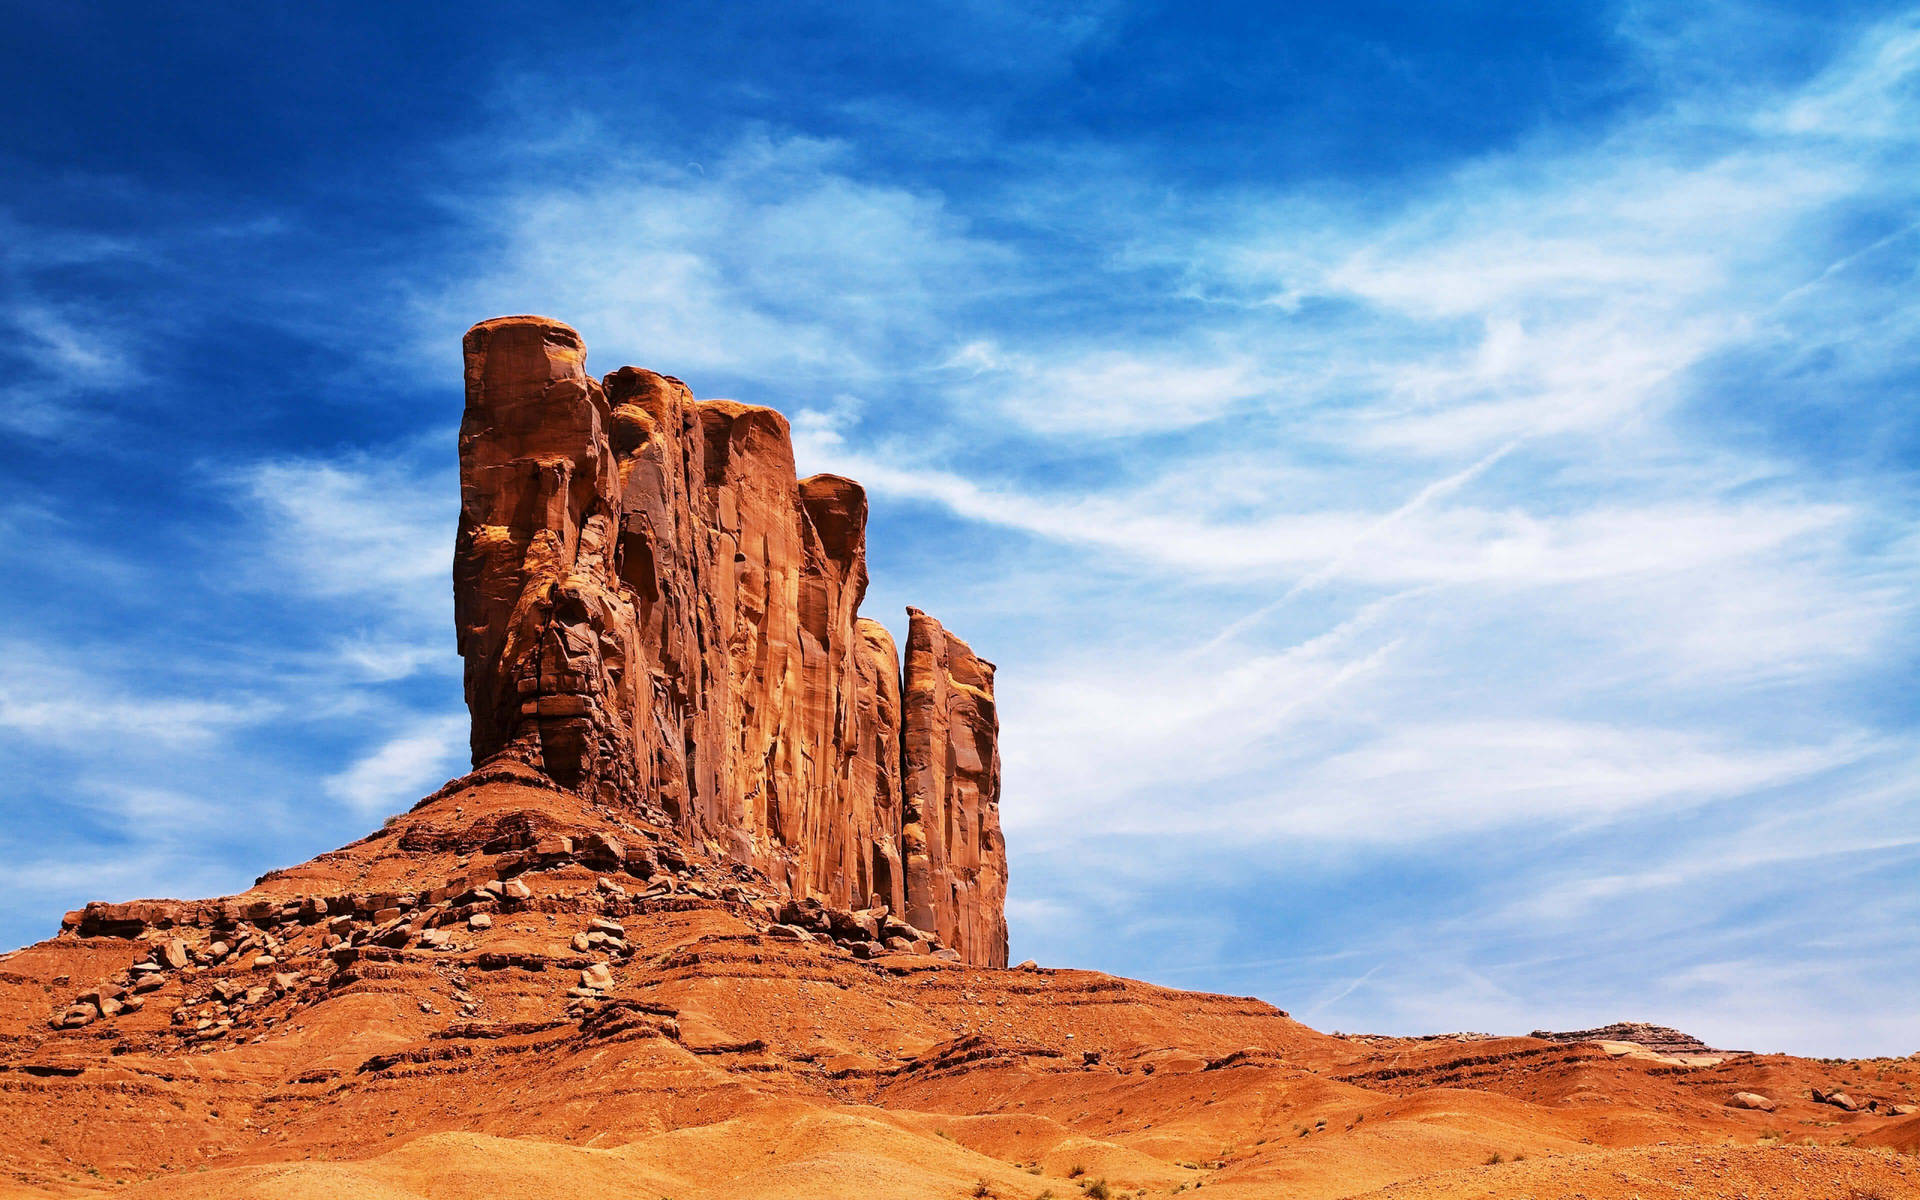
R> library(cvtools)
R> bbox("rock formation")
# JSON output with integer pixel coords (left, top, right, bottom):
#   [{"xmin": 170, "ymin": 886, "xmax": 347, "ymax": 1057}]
[
  {"xmin": 1529, "ymin": 1022, "xmax": 1729, "ymax": 1056},
  {"xmin": 901, "ymin": 608, "xmax": 1006, "ymax": 966},
  {"xmin": 454, "ymin": 315, "xmax": 1007, "ymax": 966}
]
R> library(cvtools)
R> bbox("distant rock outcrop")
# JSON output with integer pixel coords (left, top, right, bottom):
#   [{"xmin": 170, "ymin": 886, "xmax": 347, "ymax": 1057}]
[
  {"xmin": 1530, "ymin": 1021, "xmax": 1728, "ymax": 1056},
  {"xmin": 455, "ymin": 315, "xmax": 1007, "ymax": 966}
]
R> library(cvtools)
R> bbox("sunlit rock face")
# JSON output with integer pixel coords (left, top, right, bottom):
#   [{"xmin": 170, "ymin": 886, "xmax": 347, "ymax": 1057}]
[
  {"xmin": 902, "ymin": 608, "xmax": 1007, "ymax": 968},
  {"xmin": 455, "ymin": 315, "xmax": 1007, "ymax": 966}
]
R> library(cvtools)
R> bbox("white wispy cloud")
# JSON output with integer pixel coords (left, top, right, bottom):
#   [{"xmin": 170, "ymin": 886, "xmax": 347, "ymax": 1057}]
[
  {"xmin": 323, "ymin": 713, "xmax": 468, "ymax": 817},
  {"xmin": 0, "ymin": 213, "xmax": 152, "ymax": 437},
  {"xmin": 938, "ymin": 339, "xmax": 1276, "ymax": 435},
  {"xmin": 803, "ymin": 426, "xmax": 1864, "ymax": 592},
  {"xmin": 423, "ymin": 132, "xmax": 1000, "ymax": 385},
  {"xmin": 232, "ymin": 450, "xmax": 455, "ymax": 607},
  {"xmin": 1767, "ymin": 11, "xmax": 1920, "ymax": 138},
  {"xmin": 0, "ymin": 640, "xmax": 274, "ymax": 747},
  {"xmin": 1232, "ymin": 720, "xmax": 1868, "ymax": 841}
]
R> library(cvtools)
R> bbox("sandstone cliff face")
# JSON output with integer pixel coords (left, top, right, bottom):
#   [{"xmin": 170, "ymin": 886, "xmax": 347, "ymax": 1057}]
[
  {"xmin": 455, "ymin": 315, "xmax": 1007, "ymax": 966},
  {"xmin": 902, "ymin": 608, "xmax": 1007, "ymax": 967}
]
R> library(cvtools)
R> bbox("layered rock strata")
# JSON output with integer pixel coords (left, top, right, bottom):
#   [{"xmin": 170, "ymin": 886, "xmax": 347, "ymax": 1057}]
[{"xmin": 454, "ymin": 315, "xmax": 1007, "ymax": 966}]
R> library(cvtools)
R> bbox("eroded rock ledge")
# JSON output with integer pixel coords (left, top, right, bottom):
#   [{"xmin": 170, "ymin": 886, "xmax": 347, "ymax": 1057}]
[{"xmin": 454, "ymin": 315, "xmax": 1007, "ymax": 966}]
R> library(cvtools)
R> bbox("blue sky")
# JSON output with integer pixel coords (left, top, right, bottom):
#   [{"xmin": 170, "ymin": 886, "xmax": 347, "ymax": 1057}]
[{"xmin": 2, "ymin": 1, "xmax": 1917, "ymax": 1055}]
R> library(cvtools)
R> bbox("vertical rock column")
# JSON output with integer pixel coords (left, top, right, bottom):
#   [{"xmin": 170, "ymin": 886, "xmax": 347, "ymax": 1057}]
[
  {"xmin": 853, "ymin": 618, "xmax": 906, "ymax": 914},
  {"xmin": 902, "ymin": 608, "xmax": 1008, "ymax": 968},
  {"xmin": 454, "ymin": 315, "xmax": 639, "ymax": 800},
  {"xmin": 797, "ymin": 474, "xmax": 883, "ymax": 908}
]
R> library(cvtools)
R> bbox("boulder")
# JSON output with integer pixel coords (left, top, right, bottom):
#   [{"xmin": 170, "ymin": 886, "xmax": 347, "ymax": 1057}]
[
  {"xmin": 623, "ymin": 846, "xmax": 659, "ymax": 879},
  {"xmin": 57, "ymin": 1004, "xmax": 97, "ymax": 1028},
  {"xmin": 1727, "ymin": 1092, "xmax": 1774, "ymax": 1111},
  {"xmin": 580, "ymin": 963, "xmax": 614, "ymax": 990},
  {"xmin": 829, "ymin": 908, "xmax": 882, "ymax": 942},
  {"xmin": 779, "ymin": 897, "xmax": 828, "ymax": 930},
  {"xmin": 579, "ymin": 833, "xmax": 625, "ymax": 868}
]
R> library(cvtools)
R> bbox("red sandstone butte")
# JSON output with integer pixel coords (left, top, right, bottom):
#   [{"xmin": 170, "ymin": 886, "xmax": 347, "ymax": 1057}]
[{"xmin": 454, "ymin": 315, "xmax": 1007, "ymax": 966}]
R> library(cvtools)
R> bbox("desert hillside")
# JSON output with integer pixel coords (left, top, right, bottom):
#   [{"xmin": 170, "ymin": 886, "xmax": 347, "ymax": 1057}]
[
  {"xmin": 5, "ymin": 766, "xmax": 1919, "ymax": 1200},
  {"xmin": 4, "ymin": 764, "xmax": 1919, "ymax": 1199}
]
